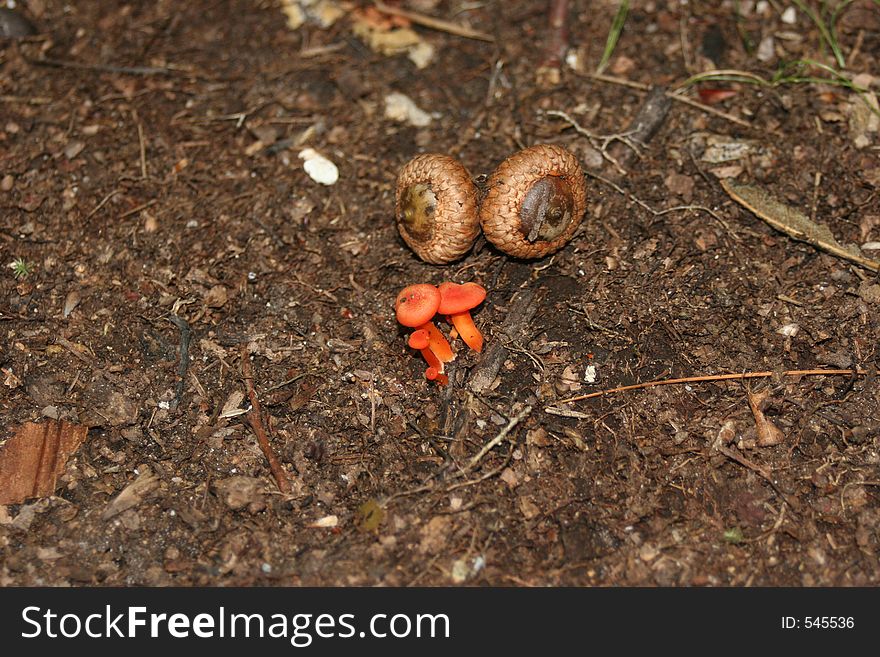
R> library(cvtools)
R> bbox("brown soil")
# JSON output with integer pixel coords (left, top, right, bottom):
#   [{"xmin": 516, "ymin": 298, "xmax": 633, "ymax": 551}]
[{"xmin": 1, "ymin": 0, "xmax": 879, "ymax": 587}]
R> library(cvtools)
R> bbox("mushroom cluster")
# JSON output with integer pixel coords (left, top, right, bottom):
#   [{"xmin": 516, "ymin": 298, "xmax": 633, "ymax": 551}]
[
  {"xmin": 395, "ymin": 144, "xmax": 587, "ymax": 262},
  {"xmin": 395, "ymin": 281, "xmax": 486, "ymax": 385}
]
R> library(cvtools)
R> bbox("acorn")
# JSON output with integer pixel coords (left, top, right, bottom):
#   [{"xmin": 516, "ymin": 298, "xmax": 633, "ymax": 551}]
[
  {"xmin": 479, "ymin": 144, "xmax": 587, "ymax": 259},
  {"xmin": 395, "ymin": 154, "xmax": 480, "ymax": 264}
]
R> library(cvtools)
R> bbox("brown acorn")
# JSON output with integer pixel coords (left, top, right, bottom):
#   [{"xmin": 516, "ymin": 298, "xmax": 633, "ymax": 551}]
[
  {"xmin": 395, "ymin": 154, "xmax": 480, "ymax": 264},
  {"xmin": 479, "ymin": 144, "xmax": 587, "ymax": 259}
]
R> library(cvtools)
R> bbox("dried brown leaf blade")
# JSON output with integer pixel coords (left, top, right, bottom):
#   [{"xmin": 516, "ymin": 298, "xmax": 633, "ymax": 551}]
[
  {"xmin": 102, "ymin": 467, "xmax": 160, "ymax": 520},
  {"xmin": 0, "ymin": 420, "xmax": 88, "ymax": 504},
  {"xmin": 721, "ymin": 179, "xmax": 880, "ymax": 272}
]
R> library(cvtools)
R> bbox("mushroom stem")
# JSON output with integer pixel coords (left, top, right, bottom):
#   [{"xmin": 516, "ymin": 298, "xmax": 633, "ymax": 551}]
[
  {"xmin": 408, "ymin": 328, "xmax": 448, "ymax": 384},
  {"xmin": 418, "ymin": 343, "xmax": 443, "ymax": 372},
  {"xmin": 448, "ymin": 312, "xmax": 483, "ymax": 352},
  {"xmin": 418, "ymin": 321, "xmax": 455, "ymax": 363}
]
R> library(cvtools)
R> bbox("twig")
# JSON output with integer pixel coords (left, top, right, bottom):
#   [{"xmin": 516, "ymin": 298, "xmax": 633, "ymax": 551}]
[
  {"xmin": 540, "ymin": 0, "xmax": 569, "ymax": 71},
  {"xmin": 469, "ymin": 288, "xmax": 540, "ymax": 393},
  {"xmin": 118, "ymin": 199, "xmax": 157, "ymax": 220},
  {"xmin": 713, "ymin": 441, "xmax": 801, "ymax": 512},
  {"xmin": 585, "ymin": 169, "xmax": 726, "ymax": 225},
  {"xmin": 84, "ymin": 189, "xmax": 122, "ymax": 220},
  {"xmin": 27, "ymin": 56, "xmax": 175, "ymax": 76},
  {"xmin": 137, "ymin": 120, "xmax": 148, "ymax": 179},
  {"xmin": 466, "ymin": 405, "xmax": 532, "ymax": 472},
  {"xmin": 373, "ymin": 0, "xmax": 494, "ymax": 42},
  {"xmin": 168, "ymin": 315, "xmax": 191, "ymax": 410},
  {"xmin": 667, "ymin": 91, "xmax": 751, "ymax": 128},
  {"xmin": 586, "ymin": 71, "xmax": 751, "ymax": 128},
  {"xmin": 240, "ymin": 345, "xmax": 291, "ymax": 494},
  {"xmin": 549, "ymin": 369, "xmax": 865, "ymax": 408},
  {"xmin": 607, "ymin": 85, "xmax": 671, "ymax": 170},
  {"xmin": 545, "ymin": 109, "xmax": 632, "ymax": 174}
]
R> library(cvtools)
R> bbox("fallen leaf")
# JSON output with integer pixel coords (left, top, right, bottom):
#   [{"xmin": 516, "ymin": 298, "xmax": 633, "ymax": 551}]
[
  {"xmin": 213, "ymin": 476, "xmax": 264, "ymax": 512},
  {"xmin": 721, "ymin": 179, "xmax": 880, "ymax": 272},
  {"xmin": 0, "ymin": 420, "xmax": 88, "ymax": 504},
  {"xmin": 102, "ymin": 467, "xmax": 160, "ymax": 520},
  {"xmin": 746, "ymin": 388, "xmax": 785, "ymax": 447},
  {"xmin": 356, "ymin": 498, "xmax": 385, "ymax": 533},
  {"xmin": 63, "ymin": 289, "xmax": 81, "ymax": 317},
  {"xmin": 698, "ymin": 88, "xmax": 737, "ymax": 105},
  {"xmin": 307, "ymin": 514, "xmax": 339, "ymax": 528}
]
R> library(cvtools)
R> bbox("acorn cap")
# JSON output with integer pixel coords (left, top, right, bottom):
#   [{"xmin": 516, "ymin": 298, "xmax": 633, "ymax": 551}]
[
  {"xmin": 437, "ymin": 282, "xmax": 486, "ymax": 315},
  {"xmin": 395, "ymin": 283, "xmax": 441, "ymax": 327},
  {"xmin": 479, "ymin": 144, "xmax": 587, "ymax": 259},
  {"xmin": 395, "ymin": 154, "xmax": 480, "ymax": 264}
]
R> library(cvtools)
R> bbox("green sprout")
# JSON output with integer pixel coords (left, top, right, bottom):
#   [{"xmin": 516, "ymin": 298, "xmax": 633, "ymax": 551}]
[
  {"xmin": 596, "ymin": 0, "xmax": 629, "ymax": 75},
  {"xmin": 9, "ymin": 257, "xmax": 35, "ymax": 280}
]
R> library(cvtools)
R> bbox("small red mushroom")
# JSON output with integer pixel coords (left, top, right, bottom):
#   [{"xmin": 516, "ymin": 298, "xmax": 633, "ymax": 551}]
[
  {"xmin": 408, "ymin": 329, "xmax": 447, "ymax": 385},
  {"xmin": 408, "ymin": 329, "xmax": 437, "ymax": 365},
  {"xmin": 395, "ymin": 284, "xmax": 455, "ymax": 381},
  {"xmin": 395, "ymin": 283, "xmax": 441, "ymax": 328},
  {"xmin": 437, "ymin": 282, "xmax": 487, "ymax": 353}
]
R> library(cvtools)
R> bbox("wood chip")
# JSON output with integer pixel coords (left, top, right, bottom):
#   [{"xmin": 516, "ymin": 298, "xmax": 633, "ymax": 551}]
[{"xmin": 0, "ymin": 420, "xmax": 88, "ymax": 504}]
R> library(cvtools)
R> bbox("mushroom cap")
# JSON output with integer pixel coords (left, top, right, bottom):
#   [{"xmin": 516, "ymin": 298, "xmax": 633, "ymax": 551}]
[
  {"xmin": 408, "ymin": 329, "xmax": 431, "ymax": 350},
  {"xmin": 437, "ymin": 281, "xmax": 486, "ymax": 315},
  {"xmin": 479, "ymin": 144, "xmax": 587, "ymax": 259},
  {"xmin": 395, "ymin": 283, "xmax": 441, "ymax": 327},
  {"xmin": 395, "ymin": 154, "xmax": 480, "ymax": 264}
]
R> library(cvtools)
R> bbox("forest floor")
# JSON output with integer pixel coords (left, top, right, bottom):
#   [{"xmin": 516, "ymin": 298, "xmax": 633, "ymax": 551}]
[{"xmin": 1, "ymin": 0, "xmax": 879, "ymax": 586}]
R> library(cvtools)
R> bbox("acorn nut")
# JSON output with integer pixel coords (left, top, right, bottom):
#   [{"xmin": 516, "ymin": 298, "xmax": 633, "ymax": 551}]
[
  {"xmin": 479, "ymin": 144, "xmax": 587, "ymax": 259},
  {"xmin": 395, "ymin": 154, "xmax": 480, "ymax": 264}
]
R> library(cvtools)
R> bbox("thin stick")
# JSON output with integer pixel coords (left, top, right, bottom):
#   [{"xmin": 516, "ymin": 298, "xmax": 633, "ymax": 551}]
[
  {"xmin": 84, "ymin": 189, "xmax": 121, "ymax": 220},
  {"xmin": 586, "ymin": 72, "xmax": 751, "ymax": 128},
  {"xmin": 667, "ymin": 92, "xmax": 751, "ymax": 128},
  {"xmin": 240, "ymin": 345, "xmax": 291, "ymax": 494},
  {"xmin": 373, "ymin": 0, "xmax": 494, "ymax": 42},
  {"xmin": 551, "ymin": 369, "xmax": 864, "ymax": 406},
  {"xmin": 137, "ymin": 121, "xmax": 148, "ymax": 179},
  {"xmin": 28, "ymin": 56, "xmax": 174, "ymax": 76},
  {"xmin": 541, "ymin": 0, "xmax": 569, "ymax": 70},
  {"xmin": 168, "ymin": 315, "xmax": 191, "ymax": 410},
  {"xmin": 118, "ymin": 199, "xmax": 157, "ymax": 220},
  {"xmin": 466, "ymin": 405, "xmax": 532, "ymax": 472}
]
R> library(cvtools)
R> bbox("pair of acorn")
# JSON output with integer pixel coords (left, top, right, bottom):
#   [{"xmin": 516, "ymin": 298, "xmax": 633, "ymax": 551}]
[{"xmin": 395, "ymin": 143, "xmax": 588, "ymax": 263}]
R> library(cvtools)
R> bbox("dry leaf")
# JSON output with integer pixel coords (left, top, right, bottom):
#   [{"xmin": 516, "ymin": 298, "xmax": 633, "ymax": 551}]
[
  {"xmin": 746, "ymin": 388, "xmax": 785, "ymax": 447},
  {"xmin": 102, "ymin": 467, "xmax": 160, "ymax": 520},
  {"xmin": 63, "ymin": 289, "xmax": 81, "ymax": 317},
  {"xmin": 0, "ymin": 420, "xmax": 88, "ymax": 504},
  {"xmin": 307, "ymin": 514, "xmax": 339, "ymax": 528},
  {"xmin": 721, "ymin": 179, "xmax": 880, "ymax": 272}
]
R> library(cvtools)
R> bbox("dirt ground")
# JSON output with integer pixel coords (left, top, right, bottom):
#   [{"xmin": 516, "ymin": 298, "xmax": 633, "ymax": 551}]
[{"xmin": 1, "ymin": 0, "xmax": 879, "ymax": 587}]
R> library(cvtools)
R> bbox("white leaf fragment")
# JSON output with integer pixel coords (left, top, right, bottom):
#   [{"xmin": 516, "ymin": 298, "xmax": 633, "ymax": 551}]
[
  {"xmin": 777, "ymin": 323, "xmax": 799, "ymax": 337},
  {"xmin": 307, "ymin": 514, "xmax": 339, "ymax": 528},
  {"xmin": 384, "ymin": 92, "xmax": 433, "ymax": 127},
  {"xmin": 298, "ymin": 148, "xmax": 339, "ymax": 185}
]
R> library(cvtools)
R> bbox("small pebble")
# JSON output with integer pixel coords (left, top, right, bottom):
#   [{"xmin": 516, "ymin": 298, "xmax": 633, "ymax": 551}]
[
  {"xmin": 0, "ymin": 174, "xmax": 13, "ymax": 192},
  {"xmin": 0, "ymin": 7, "xmax": 37, "ymax": 38}
]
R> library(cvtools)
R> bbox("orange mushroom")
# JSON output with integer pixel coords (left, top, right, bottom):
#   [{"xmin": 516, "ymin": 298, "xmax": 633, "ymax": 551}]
[
  {"xmin": 437, "ymin": 282, "xmax": 487, "ymax": 353},
  {"xmin": 395, "ymin": 284, "xmax": 455, "ymax": 375},
  {"xmin": 395, "ymin": 283, "xmax": 441, "ymax": 328},
  {"xmin": 410, "ymin": 329, "xmax": 449, "ymax": 385}
]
